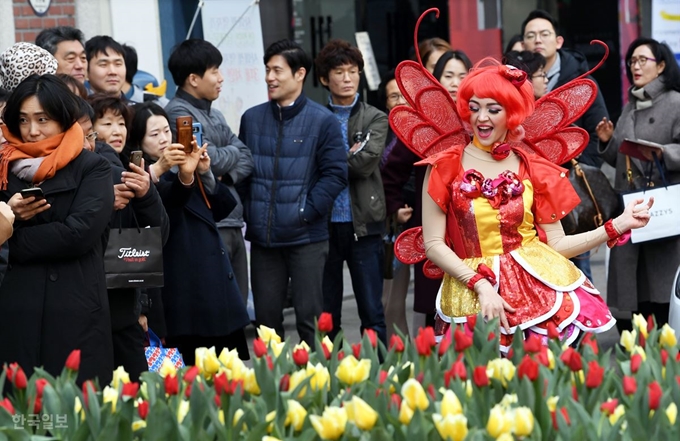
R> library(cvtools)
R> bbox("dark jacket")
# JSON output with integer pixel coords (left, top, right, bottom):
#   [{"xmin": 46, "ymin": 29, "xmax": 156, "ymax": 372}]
[
  {"xmin": 95, "ymin": 142, "xmax": 170, "ymax": 332},
  {"xmin": 330, "ymin": 100, "xmax": 387, "ymax": 237},
  {"xmin": 157, "ymin": 172, "xmax": 249, "ymax": 337},
  {"xmin": 0, "ymin": 150, "xmax": 115, "ymax": 384},
  {"xmin": 239, "ymin": 93, "xmax": 348, "ymax": 247},
  {"xmin": 554, "ymin": 49, "xmax": 610, "ymax": 168},
  {"xmin": 165, "ymin": 89, "xmax": 253, "ymax": 229}
]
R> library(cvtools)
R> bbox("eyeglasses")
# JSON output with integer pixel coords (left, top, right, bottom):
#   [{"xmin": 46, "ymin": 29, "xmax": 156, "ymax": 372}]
[
  {"xmin": 627, "ymin": 56, "xmax": 657, "ymax": 67},
  {"xmin": 532, "ymin": 73, "xmax": 548, "ymax": 80},
  {"xmin": 387, "ymin": 93, "xmax": 404, "ymax": 103},
  {"xmin": 524, "ymin": 30, "xmax": 554, "ymax": 41},
  {"xmin": 85, "ymin": 131, "xmax": 98, "ymax": 141}
]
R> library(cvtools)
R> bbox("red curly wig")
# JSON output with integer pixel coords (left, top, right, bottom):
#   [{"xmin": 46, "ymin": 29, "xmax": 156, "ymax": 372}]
[{"xmin": 456, "ymin": 60, "xmax": 535, "ymax": 133}]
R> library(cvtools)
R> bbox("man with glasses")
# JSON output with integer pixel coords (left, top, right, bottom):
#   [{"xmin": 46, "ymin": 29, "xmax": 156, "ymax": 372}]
[{"xmin": 521, "ymin": 9, "xmax": 609, "ymax": 281}]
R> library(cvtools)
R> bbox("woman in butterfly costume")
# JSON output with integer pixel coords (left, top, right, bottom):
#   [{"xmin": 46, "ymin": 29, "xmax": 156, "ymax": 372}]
[{"xmin": 392, "ymin": 10, "xmax": 653, "ymax": 350}]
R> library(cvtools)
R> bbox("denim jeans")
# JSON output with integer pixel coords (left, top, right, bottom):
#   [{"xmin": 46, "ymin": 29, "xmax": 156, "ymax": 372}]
[
  {"xmin": 323, "ymin": 222, "xmax": 387, "ymax": 344},
  {"xmin": 571, "ymin": 251, "xmax": 592, "ymax": 281}
]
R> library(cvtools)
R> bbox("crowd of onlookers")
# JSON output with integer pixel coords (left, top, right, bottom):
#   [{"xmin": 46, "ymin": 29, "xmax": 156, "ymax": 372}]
[{"xmin": 0, "ymin": 7, "xmax": 678, "ymax": 385}]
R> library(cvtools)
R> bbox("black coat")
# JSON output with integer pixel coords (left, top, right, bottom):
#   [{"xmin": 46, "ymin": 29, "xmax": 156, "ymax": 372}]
[
  {"xmin": 0, "ymin": 150, "xmax": 115, "ymax": 384},
  {"xmin": 157, "ymin": 173, "xmax": 250, "ymax": 338}
]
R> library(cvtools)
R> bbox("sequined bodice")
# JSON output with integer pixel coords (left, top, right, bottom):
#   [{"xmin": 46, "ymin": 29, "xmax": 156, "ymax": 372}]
[{"xmin": 448, "ymin": 171, "xmax": 536, "ymax": 258}]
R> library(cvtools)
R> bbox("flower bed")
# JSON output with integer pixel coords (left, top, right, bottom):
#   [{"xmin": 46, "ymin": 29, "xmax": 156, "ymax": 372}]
[{"xmin": 1, "ymin": 313, "xmax": 679, "ymax": 440}]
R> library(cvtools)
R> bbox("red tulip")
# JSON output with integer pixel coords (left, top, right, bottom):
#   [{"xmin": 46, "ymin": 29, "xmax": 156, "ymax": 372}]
[
  {"xmin": 352, "ymin": 343, "xmax": 362, "ymax": 359},
  {"xmin": 537, "ymin": 346, "xmax": 550, "ymax": 367},
  {"xmin": 661, "ymin": 349, "xmax": 668, "ymax": 367},
  {"xmin": 253, "ymin": 338, "xmax": 267, "ymax": 358},
  {"xmin": 438, "ymin": 336, "xmax": 451, "ymax": 356},
  {"xmin": 572, "ymin": 385, "xmax": 578, "ymax": 401},
  {"xmin": 184, "ymin": 383, "xmax": 193, "ymax": 398},
  {"xmin": 639, "ymin": 331, "xmax": 646, "ymax": 349},
  {"xmin": 623, "ymin": 375, "xmax": 637, "ymax": 395},
  {"xmin": 378, "ymin": 370, "xmax": 389, "ymax": 385},
  {"xmin": 546, "ymin": 322, "xmax": 560, "ymax": 339},
  {"xmin": 523, "ymin": 334, "xmax": 542, "ymax": 353},
  {"xmin": 517, "ymin": 355, "xmax": 539, "ymax": 381},
  {"xmin": 466, "ymin": 314, "xmax": 477, "ymax": 331},
  {"xmin": 33, "ymin": 397, "xmax": 42, "ymax": 414},
  {"xmin": 279, "ymin": 374, "xmax": 290, "ymax": 392},
  {"xmin": 451, "ymin": 360, "xmax": 467, "ymax": 382},
  {"xmin": 414, "ymin": 327, "xmax": 436, "ymax": 356},
  {"xmin": 580, "ymin": 333, "xmax": 599, "ymax": 355},
  {"xmin": 318, "ymin": 312, "xmax": 333, "ymax": 332},
  {"xmin": 631, "ymin": 353, "xmax": 642, "ymax": 373},
  {"xmin": 473, "ymin": 365, "xmax": 489, "ymax": 387},
  {"xmin": 321, "ymin": 342, "xmax": 332, "ymax": 360},
  {"xmin": 364, "ymin": 329, "xmax": 378, "ymax": 348},
  {"xmin": 214, "ymin": 372, "xmax": 228, "ymax": 396},
  {"xmin": 226, "ymin": 379, "xmax": 244, "ymax": 396},
  {"xmin": 648, "ymin": 381, "xmax": 662, "ymax": 410},
  {"xmin": 453, "ymin": 327, "xmax": 473, "ymax": 352},
  {"xmin": 292, "ymin": 348, "xmax": 309, "ymax": 366},
  {"xmin": 82, "ymin": 380, "xmax": 96, "ymax": 407},
  {"xmin": 5, "ymin": 363, "xmax": 27, "ymax": 390},
  {"xmin": 35, "ymin": 378, "xmax": 49, "ymax": 398},
  {"xmin": 487, "ymin": 331, "xmax": 496, "ymax": 341},
  {"xmin": 389, "ymin": 334, "xmax": 405, "ymax": 352},
  {"xmin": 0, "ymin": 398, "xmax": 14, "ymax": 415},
  {"xmin": 559, "ymin": 348, "xmax": 582, "ymax": 372},
  {"xmin": 585, "ymin": 360, "xmax": 604, "ymax": 388},
  {"xmin": 427, "ymin": 384, "xmax": 436, "ymax": 401},
  {"xmin": 551, "ymin": 407, "xmax": 570, "ymax": 429},
  {"xmin": 336, "ymin": 350, "xmax": 345, "ymax": 361},
  {"xmin": 65, "ymin": 349, "xmax": 81, "ymax": 371},
  {"xmin": 138, "ymin": 400, "xmax": 149, "ymax": 420},
  {"xmin": 646, "ymin": 315, "xmax": 655, "ymax": 333},
  {"xmin": 389, "ymin": 393, "xmax": 402, "ymax": 410},
  {"xmin": 164, "ymin": 374, "xmax": 179, "ymax": 395},
  {"xmin": 600, "ymin": 398, "xmax": 619, "ymax": 416},
  {"xmin": 122, "ymin": 382, "xmax": 139, "ymax": 398},
  {"xmin": 265, "ymin": 355, "xmax": 274, "ymax": 370}
]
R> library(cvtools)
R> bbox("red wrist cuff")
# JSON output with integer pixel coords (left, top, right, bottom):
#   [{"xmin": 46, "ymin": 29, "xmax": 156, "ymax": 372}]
[
  {"xmin": 466, "ymin": 263, "xmax": 497, "ymax": 290},
  {"xmin": 605, "ymin": 219, "xmax": 630, "ymax": 248},
  {"xmin": 467, "ymin": 274, "xmax": 485, "ymax": 290}
]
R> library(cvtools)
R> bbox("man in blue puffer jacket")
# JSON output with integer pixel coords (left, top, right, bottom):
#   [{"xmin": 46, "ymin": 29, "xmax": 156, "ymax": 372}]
[{"xmin": 239, "ymin": 39, "xmax": 347, "ymax": 345}]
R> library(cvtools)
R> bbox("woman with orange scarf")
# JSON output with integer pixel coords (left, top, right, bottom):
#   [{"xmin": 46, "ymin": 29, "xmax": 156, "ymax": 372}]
[{"xmin": 0, "ymin": 75, "xmax": 114, "ymax": 384}]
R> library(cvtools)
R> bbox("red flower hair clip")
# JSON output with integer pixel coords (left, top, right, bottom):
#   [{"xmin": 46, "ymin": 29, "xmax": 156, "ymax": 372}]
[{"xmin": 499, "ymin": 65, "xmax": 527, "ymax": 88}]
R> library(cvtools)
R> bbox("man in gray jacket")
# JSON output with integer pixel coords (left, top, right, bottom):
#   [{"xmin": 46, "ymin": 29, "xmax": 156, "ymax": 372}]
[{"xmin": 165, "ymin": 39, "xmax": 253, "ymax": 303}]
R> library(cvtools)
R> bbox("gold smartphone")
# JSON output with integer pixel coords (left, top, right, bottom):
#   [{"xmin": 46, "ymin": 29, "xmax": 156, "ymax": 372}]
[{"xmin": 176, "ymin": 116, "xmax": 193, "ymax": 153}]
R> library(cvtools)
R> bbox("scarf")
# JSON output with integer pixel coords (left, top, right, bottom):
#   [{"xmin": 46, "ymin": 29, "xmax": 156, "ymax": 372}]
[
  {"xmin": 631, "ymin": 86, "xmax": 652, "ymax": 110},
  {"xmin": 0, "ymin": 123, "xmax": 84, "ymax": 189}
]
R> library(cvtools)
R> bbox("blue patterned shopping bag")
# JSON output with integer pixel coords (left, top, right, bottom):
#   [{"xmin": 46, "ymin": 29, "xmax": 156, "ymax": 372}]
[{"xmin": 145, "ymin": 329, "xmax": 185, "ymax": 372}]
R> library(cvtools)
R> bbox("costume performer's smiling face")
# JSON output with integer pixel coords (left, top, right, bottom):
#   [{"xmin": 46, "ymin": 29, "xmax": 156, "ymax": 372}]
[{"xmin": 468, "ymin": 95, "xmax": 508, "ymax": 146}]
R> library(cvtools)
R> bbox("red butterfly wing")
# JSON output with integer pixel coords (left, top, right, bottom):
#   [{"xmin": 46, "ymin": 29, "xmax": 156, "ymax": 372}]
[
  {"xmin": 394, "ymin": 227, "xmax": 426, "ymax": 264},
  {"xmin": 389, "ymin": 61, "xmax": 470, "ymax": 159},
  {"xmin": 521, "ymin": 78, "xmax": 597, "ymax": 164}
]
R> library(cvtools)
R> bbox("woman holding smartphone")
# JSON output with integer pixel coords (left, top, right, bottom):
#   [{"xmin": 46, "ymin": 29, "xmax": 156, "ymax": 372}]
[
  {"xmin": 125, "ymin": 102, "xmax": 250, "ymax": 363},
  {"xmin": 0, "ymin": 75, "xmax": 114, "ymax": 384}
]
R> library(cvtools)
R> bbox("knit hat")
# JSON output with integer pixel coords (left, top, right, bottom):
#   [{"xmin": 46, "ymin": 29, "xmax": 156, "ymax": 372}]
[{"xmin": 0, "ymin": 42, "xmax": 58, "ymax": 92}]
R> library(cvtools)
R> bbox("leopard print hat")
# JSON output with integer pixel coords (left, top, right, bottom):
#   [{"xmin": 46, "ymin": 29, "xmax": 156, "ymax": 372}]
[{"xmin": 0, "ymin": 42, "xmax": 58, "ymax": 92}]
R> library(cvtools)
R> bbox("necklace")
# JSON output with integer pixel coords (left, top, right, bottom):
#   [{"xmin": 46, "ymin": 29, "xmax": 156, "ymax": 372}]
[{"xmin": 472, "ymin": 137, "xmax": 511, "ymax": 161}]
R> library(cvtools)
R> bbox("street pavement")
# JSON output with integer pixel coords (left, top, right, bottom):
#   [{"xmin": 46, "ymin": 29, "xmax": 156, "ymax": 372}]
[{"xmin": 244, "ymin": 245, "xmax": 621, "ymax": 356}]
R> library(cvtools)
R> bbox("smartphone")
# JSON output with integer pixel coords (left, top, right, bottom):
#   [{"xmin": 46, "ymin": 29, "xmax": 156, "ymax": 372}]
[
  {"xmin": 130, "ymin": 150, "xmax": 143, "ymax": 168},
  {"xmin": 176, "ymin": 116, "xmax": 193, "ymax": 153},
  {"xmin": 192, "ymin": 122, "xmax": 203, "ymax": 148},
  {"xmin": 20, "ymin": 187, "xmax": 44, "ymax": 200}
]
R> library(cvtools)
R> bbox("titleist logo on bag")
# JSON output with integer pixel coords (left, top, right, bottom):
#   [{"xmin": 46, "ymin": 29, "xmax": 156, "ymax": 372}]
[{"xmin": 117, "ymin": 247, "xmax": 151, "ymax": 260}]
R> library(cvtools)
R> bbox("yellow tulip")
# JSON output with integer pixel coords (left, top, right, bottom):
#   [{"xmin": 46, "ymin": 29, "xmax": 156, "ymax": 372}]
[
  {"xmin": 232, "ymin": 408, "xmax": 248, "ymax": 431},
  {"xmin": 102, "ymin": 386, "xmax": 119, "ymax": 413},
  {"xmin": 294, "ymin": 341, "xmax": 311, "ymax": 352},
  {"xmin": 632, "ymin": 314, "xmax": 649, "ymax": 338},
  {"xmin": 465, "ymin": 380, "xmax": 472, "ymax": 398},
  {"xmin": 440, "ymin": 390, "xmax": 463, "ymax": 417},
  {"xmin": 262, "ymin": 437, "xmax": 281, "ymax": 441},
  {"xmin": 322, "ymin": 335, "xmax": 333, "ymax": 352},
  {"xmin": 632, "ymin": 345, "xmax": 647, "ymax": 361},
  {"xmin": 513, "ymin": 407, "xmax": 534, "ymax": 436},
  {"xmin": 344, "ymin": 396, "xmax": 379, "ymax": 431},
  {"xmin": 218, "ymin": 347, "xmax": 240, "ymax": 368},
  {"xmin": 257, "ymin": 325, "xmax": 282, "ymax": 344},
  {"xmin": 401, "ymin": 379, "xmax": 429, "ymax": 410},
  {"xmin": 608, "ymin": 404, "xmax": 625, "ymax": 425},
  {"xmin": 500, "ymin": 394, "xmax": 518, "ymax": 409},
  {"xmin": 619, "ymin": 330, "xmax": 637, "ymax": 353},
  {"xmin": 546, "ymin": 348, "xmax": 556, "ymax": 370},
  {"xmin": 243, "ymin": 368, "xmax": 261, "ymax": 395},
  {"xmin": 496, "ymin": 434, "xmax": 514, "ymax": 441},
  {"xmin": 158, "ymin": 358, "xmax": 177, "ymax": 378},
  {"xmin": 666, "ymin": 402, "xmax": 677, "ymax": 425},
  {"xmin": 270, "ymin": 340, "xmax": 286, "ymax": 357},
  {"xmin": 288, "ymin": 369, "xmax": 309, "ymax": 399},
  {"xmin": 546, "ymin": 396, "xmax": 559, "ymax": 413},
  {"xmin": 177, "ymin": 400, "xmax": 190, "ymax": 423},
  {"xmin": 131, "ymin": 420, "xmax": 146, "ymax": 431},
  {"xmin": 73, "ymin": 396, "xmax": 85, "ymax": 422},
  {"xmin": 659, "ymin": 324, "xmax": 678, "ymax": 348},
  {"xmin": 432, "ymin": 413, "xmax": 468, "ymax": 441},
  {"xmin": 309, "ymin": 407, "xmax": 347, "ymax": 440},
  {"xmin": 487, "ymin": 405, "xmax": 512, "ymax": 438},
  {"xmin": 487, "ymin": 358, "xmax": 516, "ymax": 387},
  {"xmin": 285, "ymin": 400, "xmax": 308, "ymax": 432},
  {"xmin": 307, "ymin": 363, "xmax": 331, "ymax": 392},
  {"xmin": 195, "ymin": 346, "xmax": 220, "ymax": 377},
  {"xmin": 399, "ymin": 403, "xmax": 414, "ymax": 425},
  {"xmin": 265, "ymin": 410, "xmax": 276, "ymax": 433},
  {"xmin": 111, "ymin": 366, "xmax": 130, "ymax": 389},
  {"xmin": 335, "ymin": 355, "xmax": 371, "ymax": 385}
]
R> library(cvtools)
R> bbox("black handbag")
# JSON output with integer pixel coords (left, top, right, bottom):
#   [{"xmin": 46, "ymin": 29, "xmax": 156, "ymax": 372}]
[
  {"xmin": 561, "ymin": 159, "xmax": 620, "ymax": 235},
  {"xmin": 104, "ymin": 210, "xmax": 164, "ymax": 289}
]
